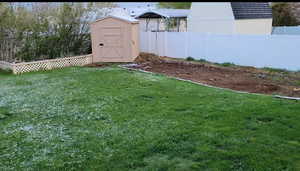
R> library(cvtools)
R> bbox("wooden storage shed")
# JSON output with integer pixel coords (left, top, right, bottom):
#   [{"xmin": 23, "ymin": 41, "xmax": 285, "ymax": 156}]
[{"xmin": 90, "ymin": 15, "xmax": 140, "ymax": 63}]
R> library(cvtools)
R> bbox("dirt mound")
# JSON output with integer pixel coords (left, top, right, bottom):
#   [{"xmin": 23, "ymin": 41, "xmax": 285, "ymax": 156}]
[
  {"xmin": 85, "ymin": 63, "xmax": 111, "ymax": 68},
  {"xmin": 134, "ymin": 53, "xmax": 165, "ymax": 64},
  {"xmin": 231, "ymin": 81, "xmax": 280, "ymax": 94}
]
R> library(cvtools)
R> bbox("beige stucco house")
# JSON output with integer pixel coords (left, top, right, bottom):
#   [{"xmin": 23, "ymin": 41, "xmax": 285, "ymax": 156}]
[
  {"xmin": 107, "ymin": 2, "xmax": 272, "ymax": 34},
  {"xmin": 188, "ymin": 2, "xmax": 273, "ymax": 35}
]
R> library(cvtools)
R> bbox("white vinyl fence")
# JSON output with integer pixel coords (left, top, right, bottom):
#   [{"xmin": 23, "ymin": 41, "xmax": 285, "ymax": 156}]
[
  {"xmin": 140, "ymin": 31, "xmax": 300, "ymax": 71},
  {"xmin": 272, "ymin": 26, "xmax": 300, "ymax": 35}
]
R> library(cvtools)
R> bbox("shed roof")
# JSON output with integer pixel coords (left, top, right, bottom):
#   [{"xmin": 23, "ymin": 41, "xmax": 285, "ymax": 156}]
[
  {"xmin": 135, "ymin": 9, "xmax": 190, "ymax": 18},
  {"xmin": 92, "ymin": 15, "xmax": 139, "ymax": 24},
  {"xmin": 230, "ymin": 2, "xmax": 272, "ymax": 19}
]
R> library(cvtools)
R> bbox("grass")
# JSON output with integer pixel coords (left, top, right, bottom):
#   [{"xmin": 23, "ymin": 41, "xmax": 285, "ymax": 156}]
[
  {"xmin": 218, "ymin": 62, "xmax": 236, "ymax": 67},
  {"xmin": 185, "ymin": 57, "xmax": 237, "ymax": 67},
  {"xmin": 197, "ymin": 58, "xmax": 208, "ymax": 63},
  {"xmin": 186, "ymin": 57, "xmax": 195, "ymax": 61},
  {"xmin": 263, "ymin": 67, "xmax": 289, "ymax": 74},
  {"xmin": 184, "ymin": 57, "xmax": 299, "ymax": 74},
  {"xmin": 0, "ymin": 68, "xmax": 12, "ymax": 77},
  {"xmin": 0, "ymin": 66, "xmax": 300, "ymax": 170},
  {"xmin": 185, "ymin": 57, "xmax": 207, "ymax": 63}
]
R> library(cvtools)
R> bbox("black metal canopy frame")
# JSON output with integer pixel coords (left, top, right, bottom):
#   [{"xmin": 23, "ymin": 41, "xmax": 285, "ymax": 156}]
[{"xmin": 136, "ymin": 11, "xmax": 187, "ymax": 32}]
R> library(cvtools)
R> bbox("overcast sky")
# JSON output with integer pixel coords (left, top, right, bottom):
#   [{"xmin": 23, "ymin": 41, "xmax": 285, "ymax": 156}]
[
  {"xmin": 116, "ymin": 2, "xmax": 158, "ymax": 9},
  {"xmin": 10, "ymin": 2, "xmax": 158, "ymax": 9}
]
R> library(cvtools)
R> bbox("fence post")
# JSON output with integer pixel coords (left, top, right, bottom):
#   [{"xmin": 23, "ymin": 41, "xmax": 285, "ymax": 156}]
[
  {"xmin": 203, "ymin": 33, "xmax": 208, "ymax": 59},
  {"xmin": 184, "ymin": 32, "xmax": 188, "ymax": 58},
  {"xmin": 164, "ymin": 32, "xmax": 168, "ymax": 57},
  {"xmin": 147, "ymin": 31, "xmax": 151, "ymax": 53},
  {"xmin": 46, "ymin": 60, "xmax": 52, "ymax": 70},
  {"xmin": 155, "ymin": 31, "xmax": 158, "ymax": 56},
  {"xmin": 12, "ymin": 64, "xmax": 17, "ymax": 74}
]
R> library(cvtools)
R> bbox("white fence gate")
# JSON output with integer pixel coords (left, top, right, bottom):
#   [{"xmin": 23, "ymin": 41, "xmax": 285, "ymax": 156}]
[{"xmin": 140, "ymin": 31, "xmax": 300, "ymax": 71}]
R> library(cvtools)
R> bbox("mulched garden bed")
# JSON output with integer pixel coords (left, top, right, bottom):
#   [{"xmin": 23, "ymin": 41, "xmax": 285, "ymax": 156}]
[{"xmin": 127, "ymin": 53, "xmax": 300, "ymax": 97}]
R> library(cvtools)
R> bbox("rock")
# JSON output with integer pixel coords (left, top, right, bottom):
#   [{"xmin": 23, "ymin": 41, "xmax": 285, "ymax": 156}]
[
  {"xmin": 144, "ymin": 66, "xmax": 152, "ymax": 70},
  {"xmin": 257, "ymin": 73, "xmax": 267, "ymax": 79},
  {"xmin": 123, "ymin": 63, "xmax": 139, "ymax": 67},
  {"xmin": 293, "ymin": 88, "xmax": 300, "ymax": 92}
]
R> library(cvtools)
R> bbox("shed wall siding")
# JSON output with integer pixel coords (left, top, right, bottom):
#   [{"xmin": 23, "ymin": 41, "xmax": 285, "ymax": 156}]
[
  {"xmin": 131, "ymin": 24, "xmax": 140, "ymax": 59},
  {"xmin": 91, "ymin": 17, "xmax": 131, "ymax": 62}
]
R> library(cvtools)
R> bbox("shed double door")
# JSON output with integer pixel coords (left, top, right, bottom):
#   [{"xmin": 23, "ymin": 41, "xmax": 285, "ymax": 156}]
[{"xmin": 96, "ymin": 26, "xmax": 125, "ymax": 61}]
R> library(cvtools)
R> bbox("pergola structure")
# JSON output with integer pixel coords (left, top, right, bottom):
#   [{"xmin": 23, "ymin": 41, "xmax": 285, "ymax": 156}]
[{"xmin": 135, "ymin": 9, "xmax": 190, "ymax": 32}]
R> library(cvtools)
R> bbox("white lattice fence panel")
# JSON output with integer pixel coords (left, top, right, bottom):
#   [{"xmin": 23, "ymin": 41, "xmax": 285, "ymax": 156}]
[
  {"xmin": 13, "ymin": 62, "xmax": 47, "ymax": 74},
  {"xmin": 12, "ymin": 54, "xmax": 92, "ymax": 74},
  {"xmin": 0, "ymin": 61, "xmax": 13, "ymax": 71}
]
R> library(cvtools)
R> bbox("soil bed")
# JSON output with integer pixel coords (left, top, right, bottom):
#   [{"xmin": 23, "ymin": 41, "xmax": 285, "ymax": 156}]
[
  {"xmin": 128, "ymin": 53, "xmax": 300, "ymax": 97},
  {"xmin": 85, "ymin": 63, "xmax": 112, "ymax": 68}
]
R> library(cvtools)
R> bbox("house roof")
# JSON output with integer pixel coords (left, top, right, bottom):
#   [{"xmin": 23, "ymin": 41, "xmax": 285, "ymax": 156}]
[
  {"xmin": 230, "ymin": 2, "xmax": 272, "ymax": 19},
  {"xmin": 135, "ymin": 9, "xmax": 190, "ymax": 19},
  {"xmin": 128, "ymin": 3, "xmax": 273, "ymax": 20}
]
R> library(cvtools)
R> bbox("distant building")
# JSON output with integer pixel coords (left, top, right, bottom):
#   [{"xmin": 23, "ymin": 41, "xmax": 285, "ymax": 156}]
[
  {"xmin": 105, "ymin": 6, "xmax": 189, "ymax": 32},
  {"xmin": 188, "ymin": 2, "xmax": 273, "ymax": 35},
  {"xmin": 135, "ymin": 9, "xmax": 190, "ymax": 32},
  {"xmin": 104, "ymin": 2, "xmax": 273, "ymax": 34}
]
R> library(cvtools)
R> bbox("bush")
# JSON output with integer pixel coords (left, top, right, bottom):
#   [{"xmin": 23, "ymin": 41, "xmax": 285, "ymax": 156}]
[
  {"xmin": 272, "ymin": 3, "xmax": 299, "ymax": 26},
  {"xmin": 198, "ymin": 58, "xmax": 207, "ymax": 63},
  {"xmin": 219, "ymin": 62, "xmax": 236, "ymax": 67},
  {"xmin": 263, "ymin": 67, "xmax": 288, "ymax": 73},
  {"xmin": 0, "ymin": 68, "xmax": 12, "ymax": 75},
  {"xmin": 186, "ymin": 57, "xmax": 195, "ymax": 61},
  {"xmin": 0, "ymin": 2, "xmax": 115, "ymax": 62}
]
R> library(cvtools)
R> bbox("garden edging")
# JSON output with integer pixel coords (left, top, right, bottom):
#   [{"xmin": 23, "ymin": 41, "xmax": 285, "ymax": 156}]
[{"xmin": 119, "ymin": 64, "xmax": 300, "ymax": 101}]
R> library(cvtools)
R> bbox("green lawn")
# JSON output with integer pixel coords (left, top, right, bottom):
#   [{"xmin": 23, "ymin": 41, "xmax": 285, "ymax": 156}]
[{"xmin": 0, "ymin": 66, "xmax": 300, "ymax": 170}]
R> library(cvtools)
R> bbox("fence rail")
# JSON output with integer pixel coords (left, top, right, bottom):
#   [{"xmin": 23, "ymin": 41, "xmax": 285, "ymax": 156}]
[
  {"xmin": 0, "ymin": 54, "xmax": 92, "ymax": 74},
  {"xmin": 140, "ymin": 31, "xmax": 300, "ymax": 71},
  {"xmin": 0, "ymin": 61, "xmax": 14, "ymax": 71},
  {"xmin": 272, "ymin": 26, "xmax": 300, "ymax": 35}
]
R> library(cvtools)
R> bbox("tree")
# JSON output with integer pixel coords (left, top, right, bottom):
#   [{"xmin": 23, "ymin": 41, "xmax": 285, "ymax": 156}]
[
  {"xmin": 157, "ymin": 2, "xmax": 191, "ymax": 9},
  {"xmin": 272, "ymin": 3, "xmax": 299, "ymax": 26},
  {"xmin": 0, "ymin": 2, "xmax": 116, "ymax": 62}
]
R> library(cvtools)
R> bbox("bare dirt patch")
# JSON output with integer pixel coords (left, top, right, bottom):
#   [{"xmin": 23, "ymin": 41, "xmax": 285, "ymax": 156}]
[
  {"xmin": 85, "ymin": 63, "xmax": 112, "ymax": 68},
  {"xmin": 129, "ymin": 53, "xmax": 300, "ymax": 97}
]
